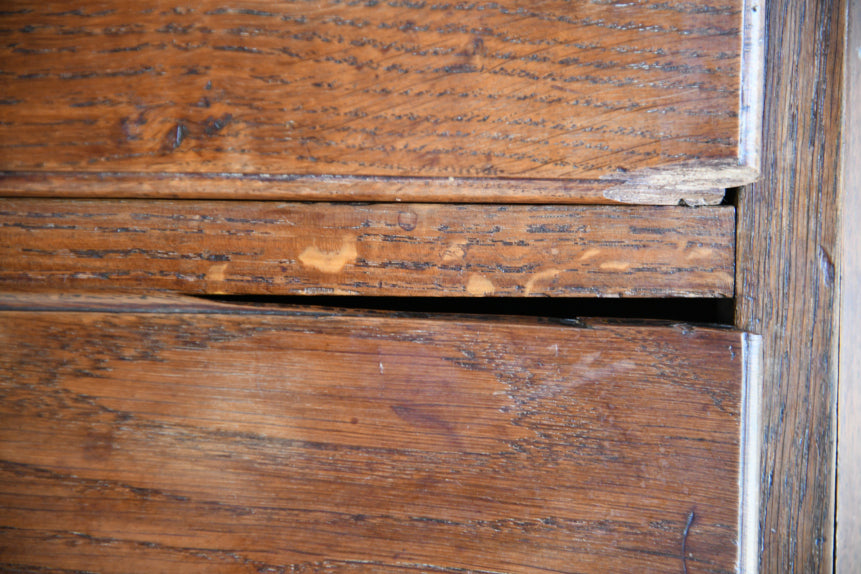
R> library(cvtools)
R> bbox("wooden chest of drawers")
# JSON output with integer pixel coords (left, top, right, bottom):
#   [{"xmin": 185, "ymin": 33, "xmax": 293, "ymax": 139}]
[{"xmin": 0, "ymin": 1, "xmax": 771, "ymax": 572}]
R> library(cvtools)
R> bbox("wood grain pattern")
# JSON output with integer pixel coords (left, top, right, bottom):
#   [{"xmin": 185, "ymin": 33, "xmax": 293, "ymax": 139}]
[
  {"xmin": 837, "ymin": 2, "xmax": 859, "ymax": 571},
  {"xmin": 0, "ymin": 0, "xmax": 760, "ymax": 202},
  {"xmin": 734, "ymin": 0, "xmax": 844, "ymax": 571},
  {"xmin": 0, "ymin": 295, "xmax": 759, "ymax": 573},
  {"xmin": 0, "ymin": 199, "xmax": 735, "ymax": 297}
]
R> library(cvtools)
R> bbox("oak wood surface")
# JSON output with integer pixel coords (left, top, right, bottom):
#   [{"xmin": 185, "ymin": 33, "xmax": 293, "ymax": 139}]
[
  {"xmin": 0, "ymin": 296, "xmax": 757, "ymax": 573},
  {"xmin": 837, "ymin": 1, "xmax": 859, "ymax": 571},
  {"xmin": 0, "ymin": 199, "xmax": 735, "ymax": 298},
  {"xmin": 734, "ymin": 0, "xmax": 844, "ymax": 571},
  {"xmin": 0, "ymin": 0, "xmax": 760, "ymax": 202}
]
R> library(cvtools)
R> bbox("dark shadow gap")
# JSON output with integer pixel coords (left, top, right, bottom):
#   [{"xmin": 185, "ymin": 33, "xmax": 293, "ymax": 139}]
[{"xmin": 199, "ymin": 295, "xmax": 735, "ymax": 326}]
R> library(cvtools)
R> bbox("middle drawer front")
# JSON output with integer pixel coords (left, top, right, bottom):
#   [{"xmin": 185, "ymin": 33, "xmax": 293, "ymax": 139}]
[{"xmin": 0, "ymin": 200, "xmax": 734, "ymax": 298}]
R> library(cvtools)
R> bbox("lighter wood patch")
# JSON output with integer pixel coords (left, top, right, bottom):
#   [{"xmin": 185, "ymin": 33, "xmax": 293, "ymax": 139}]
[
  {"xmin": 442, "ymin": 241, "xmax": 467, "ymax": 262},
  {"xmin": 298, "ymin": 236, "xmax": 357, "ymax": 274},
  {"xmin": 206, "ymin": 263, "xmax": 229, "ymax": 282},
  {"xmin": 686, "ymin": 247, "xmax": 717, "ymax": 260},
  {"xmin": 579, "ymin": 248, "xmax": 602, "ymax": 261},
  {"xmin": 599, "ymin": 261, "xmax": 631, "ymax": 272},
  {"xmin": 525, "ymin": 269, "xmax": 561, "ymax": 296},
  {"xmin": 466, "ymin": 275, "xmax": 495, "ymax": 296}
]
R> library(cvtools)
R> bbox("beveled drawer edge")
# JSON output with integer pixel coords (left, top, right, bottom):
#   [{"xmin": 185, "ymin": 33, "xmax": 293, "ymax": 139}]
[
  {"xmin": 0, "ymin": 171, "xmax": 729, "ymax": 206},
  {"xmin": 739, "ymin": 0, "xmax": 765, "ymax": 176},
  {"xmin": 739, "ymin": 332, "xmax": 763, "ymax": 574}
]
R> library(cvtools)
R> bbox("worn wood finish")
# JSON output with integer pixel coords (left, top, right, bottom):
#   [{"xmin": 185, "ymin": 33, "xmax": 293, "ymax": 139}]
[
  {"xmin": 0, "ymin": 172, "xmax": 729, "ymax": 206},
  {"xmin": 0, "ymin": 296, "xmax": 760, "ymax": 573},
  {"xmin": 0, "ymin": 199, "xmax": 735, "ymax": 297},
  {"xmin": 0, "ymin": 0, "xmax": 760, "ymax": 202},
  {"xmin": 734, "ymin": 0, "xmax": 844, "ymax": 571},
  {"xmin": 837, "ymin": 1, "xmax": 859, "ymax": 571}
]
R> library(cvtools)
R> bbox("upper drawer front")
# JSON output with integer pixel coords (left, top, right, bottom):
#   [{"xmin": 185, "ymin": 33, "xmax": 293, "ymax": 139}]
[{"xmin": 0, "ymin": 0, "xmax": 762, "ymax": 203}]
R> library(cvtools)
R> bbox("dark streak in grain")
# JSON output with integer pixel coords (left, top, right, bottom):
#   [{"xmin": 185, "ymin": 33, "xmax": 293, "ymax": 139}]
[
  {"xmin": 172, "ymin": 122, "xmax": 187, "ymax": 149},
  {"xmin": 682, "ymin": 510, "xmax": 695, "ymax": 574}
]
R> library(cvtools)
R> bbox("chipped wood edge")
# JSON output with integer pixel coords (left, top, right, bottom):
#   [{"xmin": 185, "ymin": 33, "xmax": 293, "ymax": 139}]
[
  {"xmin": 0, "ymin": 171, "xmax": 726, "ymax": 205},
  {"xmin": 602, "ymin": 159, "xmax": 757, "ymax": 205},
  {"xmin": 739, "ymin": 332, "xmax": 762, "ymax": 574},
  {"xmin": 739, "ymin": 0, "xmax": 765, "ymax": 174}
]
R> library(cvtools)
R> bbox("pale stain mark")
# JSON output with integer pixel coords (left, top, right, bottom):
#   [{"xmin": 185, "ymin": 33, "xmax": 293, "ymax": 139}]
[
  {"xmin": 525, "ymin": 269, "xmax": 561, "ymax": 295},
  {"xmin": 206, "ymin": 262, "xmax": 229, "ymax": 282},
  {"xmin": 686, "ymin": 247, "xmax": 715, "ymax": 260},
  {"xmin": 599, "ymin": 261, "xmax": 630, "ymax": 271},
  {"xmin": 466, "ymin": 274, "xmax": 495, "ymax": 296},
  {"xmin": 299, "ymin": 235, "xmax": 357, "ymax": 273},
  {"xmin": 442, "ymin": 241, "xmax": 467, "ymax": 262},
  {"xmin": 579, "ymin": 248, "xmax": 601, "ymax": 261}
]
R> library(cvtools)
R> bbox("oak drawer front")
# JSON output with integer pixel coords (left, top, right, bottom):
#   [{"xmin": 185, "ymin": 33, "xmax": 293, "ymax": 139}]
[
  {"xmin": 0, "ymin": 0, "xmax": 762, "ymax": 204},
  {"xmin": 0, "ymin": 297, "xmax": 759, "ymax": 573},
  {"xmin": 0, "ymin": 200, "xmax": 735, "ymax": 298}
]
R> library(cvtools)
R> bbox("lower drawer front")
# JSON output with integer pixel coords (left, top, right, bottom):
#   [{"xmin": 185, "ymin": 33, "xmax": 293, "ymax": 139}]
[{"xmin": 0, "ymin": 298, "xmax": 758, "ymax": 573}]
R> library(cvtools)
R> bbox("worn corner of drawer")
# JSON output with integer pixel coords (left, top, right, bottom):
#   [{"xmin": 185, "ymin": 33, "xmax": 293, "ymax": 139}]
[{"xmin": 601, "ymin": 160, "xmax": 759, "ymax": 205}]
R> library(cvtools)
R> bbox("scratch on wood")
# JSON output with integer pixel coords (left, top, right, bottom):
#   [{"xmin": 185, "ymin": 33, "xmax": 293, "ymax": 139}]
[
  {"xmin": 173, "ymin": 122, "xmax": 188, "ymax": 149},
  {"xmin": 682, "ymin": 510, "xmax": 695, "ymax": 574},
  {"xmin": 686, "ymin": 247, "xmax": 716, "ymax": 261}
]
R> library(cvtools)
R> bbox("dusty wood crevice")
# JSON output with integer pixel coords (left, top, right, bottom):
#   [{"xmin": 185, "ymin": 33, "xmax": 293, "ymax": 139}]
[{"xmin": 0, "ymin": 290, "xmax": 737, "ymax": 325}]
